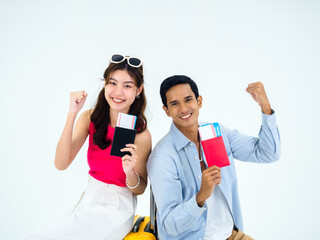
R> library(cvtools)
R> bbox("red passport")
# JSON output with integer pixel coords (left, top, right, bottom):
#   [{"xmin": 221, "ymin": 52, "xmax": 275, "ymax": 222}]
[{"xmin": 201, "ymin": 136, "xmax": 230, "ymax": 168}]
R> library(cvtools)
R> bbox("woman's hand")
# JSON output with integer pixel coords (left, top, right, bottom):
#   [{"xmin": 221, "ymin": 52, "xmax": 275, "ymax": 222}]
[
  {"xmin": 69, "ymin": 91, "xmax": 88, "ymax": 114},
  {"xmin": 121, "ymin": 144, "xmax": 138, "ymax": 175},
  {"xmin": 123, "ymin": 129, "xmax": 151, "ymax": 194}
]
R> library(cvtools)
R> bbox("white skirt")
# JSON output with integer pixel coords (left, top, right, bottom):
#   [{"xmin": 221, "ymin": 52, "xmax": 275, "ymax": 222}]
[{"xmin": 21, "ymin": 176, "xmax": 137, "ymax": 240}]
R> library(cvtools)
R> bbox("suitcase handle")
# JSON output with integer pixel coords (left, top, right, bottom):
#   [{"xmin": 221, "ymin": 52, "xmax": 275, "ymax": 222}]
[
  {"xmin": 144, "ymin": 221, "xmax": 152, "ymax": 233},
  {"xmin": 150, "ymin": 187, "xmax": 158, "ymax": 238},
  {"xmin": 132, "ymin": 216, "xmax": 145, "ymax": 232}
]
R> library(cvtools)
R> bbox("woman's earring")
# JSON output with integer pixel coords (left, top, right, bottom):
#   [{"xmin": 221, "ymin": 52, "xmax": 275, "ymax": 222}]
[{"xmin": 136, "ymin": 95, "xmax": 140, "ymax": 99}]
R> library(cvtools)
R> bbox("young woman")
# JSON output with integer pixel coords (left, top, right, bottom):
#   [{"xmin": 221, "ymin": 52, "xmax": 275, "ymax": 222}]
[{"xmin": 21, "ymin": 54, "xmax": 152, "ymax": 240}]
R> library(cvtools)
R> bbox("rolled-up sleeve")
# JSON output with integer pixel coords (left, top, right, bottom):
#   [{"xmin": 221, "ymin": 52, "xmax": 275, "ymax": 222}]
[{"xmin": 222, "ymin": 111, "xmax": 281, "ymax": 163}]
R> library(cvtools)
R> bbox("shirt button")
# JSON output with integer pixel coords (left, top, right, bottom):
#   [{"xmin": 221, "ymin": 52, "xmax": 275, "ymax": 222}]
[
  {"xmin": 184, "ymin": 147, "xmax": 187, "ymax": 150},
  {"xmin": 190, "ymin": 143, "xmax": 193, "ymax": 146},
  {"xmin": 268, "ymin": 121, "xmax": 272, "ymax": 125},
  {"xmin": 202, "ymin": 222, "xmax": 205, "ymax": 226},
  {"xmin": 195, "ymin": 156, "xmax": 198, "ymax": 159},
  {"xmin": 198, "ymin": 175, "xmax": 201, "ymax": 178}
]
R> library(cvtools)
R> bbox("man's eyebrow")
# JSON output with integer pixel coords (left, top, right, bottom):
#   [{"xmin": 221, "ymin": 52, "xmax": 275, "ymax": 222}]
[
  {"xmin": 185, "ymin": 95, "xmax": 193, "ymax": 99},
  {"xmin": 169, "ymin": 100, "xmax": 178, "ymax": 105}
]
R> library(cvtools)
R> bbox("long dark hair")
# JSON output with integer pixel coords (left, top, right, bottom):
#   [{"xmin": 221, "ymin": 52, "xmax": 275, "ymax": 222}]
[{"xmin": 90, "ymin": 60, "xmax": 147, "ymax": 149}]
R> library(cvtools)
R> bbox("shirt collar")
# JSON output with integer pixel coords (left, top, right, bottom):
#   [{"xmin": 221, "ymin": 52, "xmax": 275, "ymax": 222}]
[{"xmin": 170, "ymin": 122, "xmax": 193, "ymax": 151}]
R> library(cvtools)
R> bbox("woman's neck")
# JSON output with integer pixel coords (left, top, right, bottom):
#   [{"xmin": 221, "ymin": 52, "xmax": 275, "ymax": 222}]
[{"xmin": 109, "ymin": 109, "xmax": 119, "ymax": 127}]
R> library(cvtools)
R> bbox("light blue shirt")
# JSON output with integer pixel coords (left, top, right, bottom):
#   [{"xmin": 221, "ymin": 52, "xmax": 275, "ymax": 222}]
[{"xmin": 147, "ymin": 112, "xmax": 281, "ymax": 240}]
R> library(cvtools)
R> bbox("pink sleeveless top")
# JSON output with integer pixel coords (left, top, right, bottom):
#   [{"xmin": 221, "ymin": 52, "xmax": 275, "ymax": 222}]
[{"xmin": 87, "ymin": 122, "xmax": 126, "ymax": 187}]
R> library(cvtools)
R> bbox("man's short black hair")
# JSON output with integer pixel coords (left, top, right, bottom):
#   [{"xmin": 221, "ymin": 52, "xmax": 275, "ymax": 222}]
[{"xmin": 160, "ymin": 75, "xmax": 199, "ymax": 107}]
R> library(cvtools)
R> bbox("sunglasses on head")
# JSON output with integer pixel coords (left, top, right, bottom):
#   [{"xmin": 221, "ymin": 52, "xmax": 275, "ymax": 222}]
[{"xmin": 110, "ymin": 54, "xmax": 143, "ymax": 68}]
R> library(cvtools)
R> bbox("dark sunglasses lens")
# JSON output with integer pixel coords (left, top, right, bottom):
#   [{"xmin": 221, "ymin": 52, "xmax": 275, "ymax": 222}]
[
  {"xmin": 111, "ymin": 54, "xmax": 124, "ymax": 62},
  {"xmin": 128, "ymin": 58, "xmax": 141, "ymax": 67}
]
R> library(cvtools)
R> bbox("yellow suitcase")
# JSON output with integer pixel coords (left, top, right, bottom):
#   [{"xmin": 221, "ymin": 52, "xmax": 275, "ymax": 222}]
[
  {"xmin": 124, "ymin": 188, "xmax": 158, "ymax": 240},
  {"xmin": 124, "ymin": 215, "xmax": 156, "ymax": 240}
]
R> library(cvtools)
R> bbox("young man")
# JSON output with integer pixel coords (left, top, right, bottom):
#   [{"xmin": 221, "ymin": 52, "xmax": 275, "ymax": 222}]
[{"xmin": 147, "ymin": 75, "xmax": 280, "ymax": 240}]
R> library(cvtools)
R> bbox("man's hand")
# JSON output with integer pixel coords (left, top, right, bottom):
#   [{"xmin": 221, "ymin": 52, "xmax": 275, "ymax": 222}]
[
  {"xmin": 246, "ymin": 82, "xmax": 272, "ymax": 115},
  {"xmin": 196, "ymin": 165, "xmax": 221, "ymax": 207}
]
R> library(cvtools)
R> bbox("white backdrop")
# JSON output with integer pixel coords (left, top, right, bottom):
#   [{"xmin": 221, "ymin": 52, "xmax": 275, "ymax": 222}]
[{"xmin": 1, "ymin": 0, "xmax": 319, "ymax": 239}]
